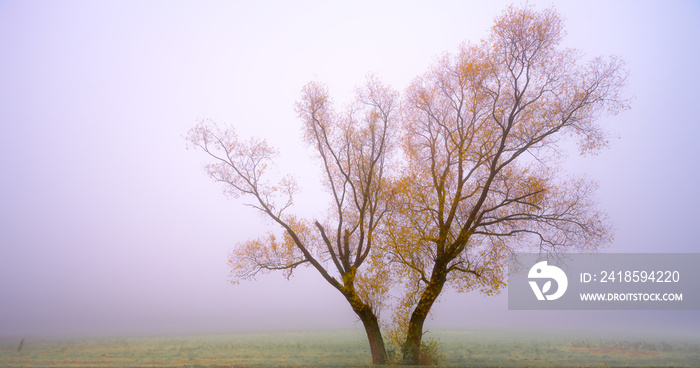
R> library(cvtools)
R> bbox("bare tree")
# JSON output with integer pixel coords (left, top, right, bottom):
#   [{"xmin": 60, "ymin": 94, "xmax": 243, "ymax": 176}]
[{"xmin": 187, "ymin": 76, "xmax": 398, "ymax": 365}]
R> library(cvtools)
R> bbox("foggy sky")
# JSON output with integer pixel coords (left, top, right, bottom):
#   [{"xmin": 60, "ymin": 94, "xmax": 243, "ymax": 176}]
[{"xmin": 1, "ymin": 0, "xmax": 699, "ymax": 339}]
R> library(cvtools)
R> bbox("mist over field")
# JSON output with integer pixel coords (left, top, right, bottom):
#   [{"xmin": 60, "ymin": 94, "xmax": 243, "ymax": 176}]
[{"xmin": 1, "ymin": 0, "xmax": 699, "ymax": 341}]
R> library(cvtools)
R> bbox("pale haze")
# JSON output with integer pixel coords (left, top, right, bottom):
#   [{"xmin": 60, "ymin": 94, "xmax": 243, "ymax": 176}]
[{"xmin": 1, "ymin": 0, "xmax": 699, "ymax": 339}]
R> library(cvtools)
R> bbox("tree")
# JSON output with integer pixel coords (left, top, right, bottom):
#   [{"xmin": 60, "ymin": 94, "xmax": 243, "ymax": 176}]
[
  {"xmin": 388, "ymin": 5, "xmax": 629, "ymax": 364},
  {"xmin": 186, "ymin": 76, "xmax": 398, "ymax": 365}
]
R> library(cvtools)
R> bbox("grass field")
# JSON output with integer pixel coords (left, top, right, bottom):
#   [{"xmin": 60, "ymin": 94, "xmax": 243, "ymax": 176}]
[{"xmin": 1, "ymin": 329, "xmax": 698, "ymax": 367}]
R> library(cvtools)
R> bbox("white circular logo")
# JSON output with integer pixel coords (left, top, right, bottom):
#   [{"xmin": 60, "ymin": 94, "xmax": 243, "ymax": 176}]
[{"xmin": 528, "ymin": 261, "xmax": 568, "ymax": 301}]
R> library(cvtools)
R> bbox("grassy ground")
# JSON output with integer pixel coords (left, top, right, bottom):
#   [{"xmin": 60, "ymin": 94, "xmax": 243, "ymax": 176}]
[{"xmin": 1, "ymin": 329, "xmax": 698, "ymax": 367}]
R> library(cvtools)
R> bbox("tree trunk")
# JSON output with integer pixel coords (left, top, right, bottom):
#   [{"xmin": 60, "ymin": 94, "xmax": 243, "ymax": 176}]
[
  {"xmin": 402, "ymin": 267, "xmax": 447, "ymax": 365},
  {"xmin": 402, "ymin": 311, "xmax": 428, "ymax": 365},
  {"xmin": 356, "ymin": 307, "xmax": 388, "ymax": 365}
]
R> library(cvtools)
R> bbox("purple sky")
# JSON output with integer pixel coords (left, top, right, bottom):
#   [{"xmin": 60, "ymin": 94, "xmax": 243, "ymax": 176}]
[{"xmin": 1, "ymin": 0, "xmax": 699, "ymax": 338}]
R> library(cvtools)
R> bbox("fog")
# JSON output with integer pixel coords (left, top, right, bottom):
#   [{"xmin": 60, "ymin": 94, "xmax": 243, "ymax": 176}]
[{"xmin": 1, "ymin": 0, "xmax": 699, "ymax": 339}]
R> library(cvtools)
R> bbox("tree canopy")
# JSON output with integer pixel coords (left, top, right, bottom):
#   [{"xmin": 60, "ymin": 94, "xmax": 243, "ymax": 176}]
[{"xmin": 188, "ymin": 5, "xmax": 628, "ymax": 365}]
